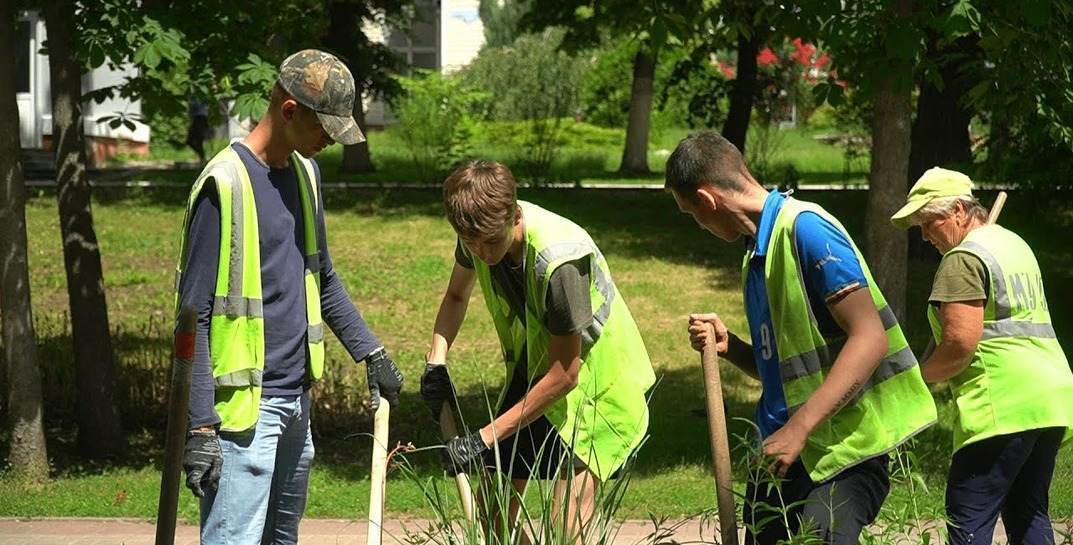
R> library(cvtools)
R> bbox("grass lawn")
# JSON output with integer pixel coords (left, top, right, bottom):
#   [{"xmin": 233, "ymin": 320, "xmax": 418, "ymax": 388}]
[
  {"xmin": 117, "ymin": 122, "xmax": 866, "ymax": 188},
  {"xmin": 3, "ymin": 186, "xmax": 1071, "ymax": 524}
]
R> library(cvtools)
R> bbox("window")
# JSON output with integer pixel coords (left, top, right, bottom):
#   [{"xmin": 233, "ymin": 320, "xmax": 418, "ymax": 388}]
[{"xmin": 387, "ymin": 0, "xmax": 439, "ymax": 73}]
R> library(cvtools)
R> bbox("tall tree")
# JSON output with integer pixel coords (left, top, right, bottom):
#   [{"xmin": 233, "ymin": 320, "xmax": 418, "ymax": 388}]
[
  {"xmin": 908, "ymin": 31, "xmax": 978, "ymax": 182},
  {"xmin": 619, "ymin": 46, "xmax": 656, "ymax": 173},
  {"xmin": 479, "ymin": 0, "xmax": 530, "ymax": 49},
  {"xmin": 722, "ymin": 31, "xmax": 762, "ymax": 152},
  {"xmin": 862, "ymin": 0, "xmax": 917, "ymax": 322},
  {"xmin": 2, "ymin": 0, "xmax": 50, "ymax": 481},
  {"xmin": 42, "ymin": 0, "xmax": 127, "ymax": 458},
  {"xmin": 522, "ymin": 0, "xmax": 706, "ymax": 174},
  {"xmin": 322, "ymin": 0, "xmax": 406, "ymax": 174},
  {"xmin": 717, "ymin": 1, "xmax": 780, "ymax": 153},
  {"xmin": 798, "ymin": 0, "xmax": 924, "ymax": 320}
]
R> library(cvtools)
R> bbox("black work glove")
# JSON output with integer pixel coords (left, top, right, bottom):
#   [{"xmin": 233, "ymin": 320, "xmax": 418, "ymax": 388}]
[
  {"xmin": 365, "ymin": 347, "xmax": 403, "ymax": 410},
  {"xmin": 444, "ymin": 431, "xmax": 488, "ymax": 473},
  {"xmin": 183, "ymin": 429, "xmax": 223, "ymax": 498},
  {"xmin": 420, "ymin": 363, "xmax": 455, "ymax": 421}
]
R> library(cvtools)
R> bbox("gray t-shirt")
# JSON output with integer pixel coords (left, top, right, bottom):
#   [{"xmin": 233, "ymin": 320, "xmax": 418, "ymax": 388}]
[{"xmin": 454, "ymin": 239, "xmax": 593, "ymax": 336}]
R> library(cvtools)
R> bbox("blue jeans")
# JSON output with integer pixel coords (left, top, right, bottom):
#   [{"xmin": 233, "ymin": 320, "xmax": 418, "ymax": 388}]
[
  {"xmin": 946, "ymin": 427, "xmax": 1063, "ymax": 545},
  {"xmin": 200, "ymin": 393, "xmax": 315, "ymax": 545}
]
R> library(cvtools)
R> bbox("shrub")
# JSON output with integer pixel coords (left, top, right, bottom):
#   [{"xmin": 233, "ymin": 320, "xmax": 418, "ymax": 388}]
[
  {"xmin": 459, "ymin": 29, "xmax": 586, "ymax": 183},
  {"xmin": 389, "ymin": 70, "xmax": 485, "ymax": 183}
]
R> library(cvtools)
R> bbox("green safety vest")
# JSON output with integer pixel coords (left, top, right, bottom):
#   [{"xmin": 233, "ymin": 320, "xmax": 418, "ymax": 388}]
[
  {"xmin": 927, "ymin": 224, "xmax": 1073, "ymax": 453},
  {"xmin": 467, "ymin": 201, "xmax": 656, "ymax": 481},
  {"xmin": 747, "ymin": 198, "xmax": 937, "ymax": 482},
  {"xmin": 174, "ymin": 145, "xmax": 325, "ymax": 432}
]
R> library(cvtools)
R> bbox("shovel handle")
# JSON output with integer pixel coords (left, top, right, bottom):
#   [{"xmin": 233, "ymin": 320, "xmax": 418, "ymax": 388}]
[{"xmin": 701, "ymin": 323, "xmax": 738, "ymax": 544}]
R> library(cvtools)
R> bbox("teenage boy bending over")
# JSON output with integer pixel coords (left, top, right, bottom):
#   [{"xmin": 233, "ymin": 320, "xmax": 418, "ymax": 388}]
[{"xmin": 421, "ymin": 161, "xmax": 655, "ymax": 543}]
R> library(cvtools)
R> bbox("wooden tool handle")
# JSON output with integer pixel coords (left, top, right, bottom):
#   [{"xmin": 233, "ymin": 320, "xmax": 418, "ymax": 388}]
[
  {"xmin": 987, "ymin": 191, "xmax": 1007, "ymax": 224},
  {"xmin": 367, "ymin": 399, "xmax": 391, "ymax": 545},
  {"xmin": 155, "ymin": 307, "xmax": 197, "ymax": 545},
  {"xmin": 701, "ymin": 323, "xmax": 738, "ymax": 545},
  {"xmin": 439, "ymin": 402, "xmax": 477, "ymax": 522}
]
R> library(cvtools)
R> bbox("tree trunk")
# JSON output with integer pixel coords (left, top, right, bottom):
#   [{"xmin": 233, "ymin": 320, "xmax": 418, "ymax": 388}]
[
  {"xmin": 1, "ymin": 0, "xmax": 50, "ymax": 482},
  {"xmin": 864, "ymin": 2, "xmax": 914, "ymax": 323},
  {"xmin": 341, "ymin": 100, "xmax": 374, "ymax": 172},
  {"xmin": 618, "ymin": 48, "xmax": 655, "ymax": 174},
  {"xmin": 908, "ymin": 34, "xmax": 977, "ymax": 183},
  {"xmin": 324, "ymin": 0, "xmax": 375, "ymax": 174},
  {"xmin": 43, "ymin": 0, "xmax": 126, "ymax": 458},
  {"xmin": 722, "ymin": 32, "xmax": 762, "ymax": 153}
]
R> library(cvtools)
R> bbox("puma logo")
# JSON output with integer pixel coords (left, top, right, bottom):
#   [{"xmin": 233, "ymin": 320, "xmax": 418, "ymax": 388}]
[{"xmin": 814, "ymin": 243, "xmax": 843, "ymax": 270}]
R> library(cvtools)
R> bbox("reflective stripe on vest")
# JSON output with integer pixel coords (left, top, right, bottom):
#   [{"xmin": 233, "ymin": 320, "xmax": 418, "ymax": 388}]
[
  {"xmin": 533, "ymin": 241, "xmax": 616, "ymax": 347},
  {"xmin": 757, "ymin": 197, "xmax": 937, "ymax": 482},
  {"xmin": 468, "ymin": 201, "xmax": 655, "ymax": 481},
  {"xmin": 174, "ymin": 145, "xmax": 323, "ymax": 431},
  {"xmin": 931, "ymin": 224, "xmax": 1073, "ymax": 452}
]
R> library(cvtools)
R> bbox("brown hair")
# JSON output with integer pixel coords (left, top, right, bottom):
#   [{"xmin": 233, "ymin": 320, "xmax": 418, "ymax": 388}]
[
  {"xmin": 665, "ymin": 130, "xmax": 755, "ymax": 197},
  {"xmin": 443, "ymin": 160, "xmax": 518, "ymax": 240}
]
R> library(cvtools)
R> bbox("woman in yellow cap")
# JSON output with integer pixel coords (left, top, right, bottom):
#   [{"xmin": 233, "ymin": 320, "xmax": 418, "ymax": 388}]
[{"xmin": 892, "ymin": 167, "xmax": 1073, "ymax": 545}]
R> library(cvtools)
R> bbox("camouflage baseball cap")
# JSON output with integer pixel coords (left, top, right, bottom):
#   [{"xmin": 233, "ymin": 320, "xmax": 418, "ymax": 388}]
[{"xmin": 278, "ymin": 49, "xmax": 365, "ymax": 145}]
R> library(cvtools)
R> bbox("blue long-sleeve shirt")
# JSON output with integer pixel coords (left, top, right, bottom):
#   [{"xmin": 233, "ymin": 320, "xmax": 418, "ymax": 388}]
[{"xmin": 177, "ymin": 142, "xmax": 381, "ymax": 429}]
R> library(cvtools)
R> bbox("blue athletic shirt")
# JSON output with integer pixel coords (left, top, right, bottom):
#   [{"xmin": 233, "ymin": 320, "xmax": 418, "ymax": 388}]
[{"xmin": 745, "ymin": 190, "xmax": 868, "ymax": 438}]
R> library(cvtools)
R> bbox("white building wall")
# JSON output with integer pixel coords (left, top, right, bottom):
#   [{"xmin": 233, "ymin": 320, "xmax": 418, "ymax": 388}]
[
  {"xmin": 364, "ymin": 0, "xmax": 485, "ymax": 127},
  {"xmin": 439, "ymin": 0, "xmax": 483, "ymax": 74},
  {"xmin": 22, "ymin": 11, "xmax": 149, "ymax": 148},
  {"xmin": 362, "ymin": 17, "xmax": 391, "ymax": 127}
]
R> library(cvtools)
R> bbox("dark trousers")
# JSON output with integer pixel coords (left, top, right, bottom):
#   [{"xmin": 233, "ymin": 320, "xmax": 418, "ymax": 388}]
[
  {"xmin": 946, "ymin": 427, "xmax": 1063, "ymax": 545},
  {"xmin": 745, "ymin": 454, "xmax": 890, "ymax": 545}
]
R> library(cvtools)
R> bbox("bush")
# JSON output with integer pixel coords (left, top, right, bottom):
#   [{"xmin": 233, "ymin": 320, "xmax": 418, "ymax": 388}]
[
  {"xmin": 459, "ymin": 29, "xmax": 586, "ymax": 183},
  {"xmin": 388, "ymin": 70, "xmax": 485, "ymax": 183},
  {"xmin": 659, "ymin": 49, "xmax": 734, "ymax": 131}
]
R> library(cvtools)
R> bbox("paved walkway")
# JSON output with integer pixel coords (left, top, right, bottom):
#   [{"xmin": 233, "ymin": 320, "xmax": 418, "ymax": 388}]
[
  {"xmin": 0, "ymin": 517, "xmax": 1043, "ymax": 544},
  {"xmin": 0, "ymin": 518, "xmax": 728, "ymax": 545}
]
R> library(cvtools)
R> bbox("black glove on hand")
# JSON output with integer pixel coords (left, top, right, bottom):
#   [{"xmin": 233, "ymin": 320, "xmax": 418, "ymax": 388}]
[
  {"xmin": 444, "ymin": 431, "xmax": 488, "ymax": 473},
  {"xmin": 183, "ymin": 429, "xmax": 223, "ymax": 498},
  {"xmin": 420, "ymin": 363, "xmax": 455, "ymax": 421},
  {"xmin": 366, "ymin": 347, "xmax": 403, "ymax": 410}
]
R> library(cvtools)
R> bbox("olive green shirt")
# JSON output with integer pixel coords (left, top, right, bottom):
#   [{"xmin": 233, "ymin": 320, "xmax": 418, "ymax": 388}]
[{"xmin": 929, "ymin": 252, "xmax": 989, "ymax": 305}]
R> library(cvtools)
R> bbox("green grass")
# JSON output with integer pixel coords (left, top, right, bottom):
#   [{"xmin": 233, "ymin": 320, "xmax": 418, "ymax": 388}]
[
  {"xmin": 3, "ymin": 186, "xmax": 1071, "ymax": 522},
  {"xmin": 117, "ymin": 123, "xmax": 864, "ymax": 188}
]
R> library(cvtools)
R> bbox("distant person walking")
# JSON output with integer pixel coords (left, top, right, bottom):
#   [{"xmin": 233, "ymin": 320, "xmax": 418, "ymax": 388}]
[{"xmin": 185, "ymin": 95, "xmax": 210, "ymax": 164}]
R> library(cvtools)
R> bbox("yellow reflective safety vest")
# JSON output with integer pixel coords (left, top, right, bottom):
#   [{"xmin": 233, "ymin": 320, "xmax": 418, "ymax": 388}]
[
  {"xmin": 174, "ymin": 145, "xmax": 325, "ymax": 432},
  {"xmin": 467, "ymin": 201, "xmax": 656, "ymax": 481},
  {"xmin": 747, "ymin": 198, "xmax": 937, "ymax": 482},
  {"xmin": 927, "ymin": 224, "xmax": 1073, "ymax": 453}
]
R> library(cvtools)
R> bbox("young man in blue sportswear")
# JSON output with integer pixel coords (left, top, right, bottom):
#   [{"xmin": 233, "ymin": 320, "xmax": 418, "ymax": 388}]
[
  {"xmin": 174, "ymin": 50, "xmax": 403, "ymax": 545},
  {"xmin": 666, "ymin": 131, "xmax": 936, "ymax": 545}
]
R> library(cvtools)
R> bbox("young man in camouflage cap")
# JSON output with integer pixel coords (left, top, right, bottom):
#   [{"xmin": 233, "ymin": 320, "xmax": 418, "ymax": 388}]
[{"xmin": 175, "ymin": 49, "xmax": 403, "ymax": 545}]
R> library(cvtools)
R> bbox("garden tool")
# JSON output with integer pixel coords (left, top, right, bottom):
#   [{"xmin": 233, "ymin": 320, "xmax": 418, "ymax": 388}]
[
  {"xmin": 367, "ymin": 399, "xmax": 391, "ymax": 545},
  {"xmin": 428, "ymin": 362, "xmax": 478, "ymax": 522},
  {"xmin": 700, "ymin": 322, "xmax": 739, "ymax": 545},
  {"xmin": 155, "ymin": 306, "xmax": 196, "ymax": 545}
]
